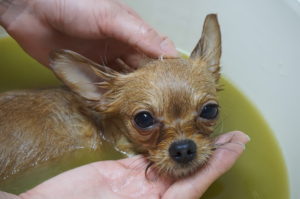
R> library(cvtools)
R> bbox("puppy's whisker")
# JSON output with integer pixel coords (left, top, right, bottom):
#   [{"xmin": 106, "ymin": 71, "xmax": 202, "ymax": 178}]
[
  {"xmin": 212, "ymin": 143, "xmax": 225, "ymax": 149},
  {"xmin": 126, "ymin": 156, "xmax": 146, "ymax": 169},
  {"xmin": 99, "ymin": 55, "xmax": 106, "ymax": 67},
  {"xmin": 144, "ymin": 162, "xmax": 154, "ymax": 180},
  {"xmin": 213, "ymin": 112, "xmax": 230, "ymax": 135},
  {"xmin": 214, "ymin": 116, "xmax": 224, "ymax": 134},
  {"xmin": 104, "ymin": 41, "xmax": 109, "ymax": 65},
  {"xmin": 127, "ymin": 160, "xmax": 148, "ymax": 177},
  {"xmin": 104, "ymin": 55, "xmax": 108, "ymax": 66}
]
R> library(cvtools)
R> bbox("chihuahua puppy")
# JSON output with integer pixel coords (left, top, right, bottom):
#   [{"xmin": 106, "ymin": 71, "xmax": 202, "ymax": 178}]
[{"xmin": 0, "ymin": 14, "xmax": 221, "ymax": 179}]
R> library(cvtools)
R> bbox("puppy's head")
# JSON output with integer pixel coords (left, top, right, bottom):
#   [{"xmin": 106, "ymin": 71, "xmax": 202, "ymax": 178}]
[{"xmin": 50, "ymin": 14, "xmax": 221, "ymax": 178}]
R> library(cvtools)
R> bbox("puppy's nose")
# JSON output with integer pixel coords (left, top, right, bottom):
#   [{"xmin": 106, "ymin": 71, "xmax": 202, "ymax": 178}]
[{"xmin": 168, "ymin": 139, "xmax": 197, "ymax": 164}]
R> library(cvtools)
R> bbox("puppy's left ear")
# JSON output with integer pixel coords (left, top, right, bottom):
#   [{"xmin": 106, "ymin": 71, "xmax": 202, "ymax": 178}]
[
  {"xmin": 49, "ymin": 50, "xmax": 118, "ymax": 101},
  {"xmin": 190, "ymin": 14, "xmax": 221, "ymax": 81}
]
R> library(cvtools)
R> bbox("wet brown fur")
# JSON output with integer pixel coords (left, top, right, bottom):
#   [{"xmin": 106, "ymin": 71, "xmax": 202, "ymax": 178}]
[
  {"xmin": 0, "ymin": 89, "xmax": 101, "ymax": 179},
  {"xmin": 0, "ymin": 14, "xmax": 222, "ymax": 179}
]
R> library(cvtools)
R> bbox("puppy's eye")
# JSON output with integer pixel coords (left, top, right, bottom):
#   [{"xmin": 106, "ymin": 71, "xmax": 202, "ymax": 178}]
[
  {"xmin": 134, "ymin": 111, "xmax": 155, "ymax": 129},
  {"xmin": 200, "ymin": 104, "xmax": 219, "ymax": 120}
]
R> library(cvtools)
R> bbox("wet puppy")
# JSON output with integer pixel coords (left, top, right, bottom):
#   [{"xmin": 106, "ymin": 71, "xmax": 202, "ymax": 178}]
[{"xmin": 0, "ymin": 14, "xmax": 221, "ymax": 179}]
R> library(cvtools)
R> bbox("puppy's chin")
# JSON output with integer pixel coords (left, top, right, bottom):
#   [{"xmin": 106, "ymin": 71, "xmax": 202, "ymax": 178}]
[{"xmin": 147, "ymin": 140, "xmax": 213, "ymax": 178}]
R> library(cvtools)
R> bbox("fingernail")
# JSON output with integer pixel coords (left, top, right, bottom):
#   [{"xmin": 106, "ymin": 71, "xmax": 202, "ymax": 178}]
[{"xmin": 160, "ymin": 38, "xmax": 179, "ymax": 57}]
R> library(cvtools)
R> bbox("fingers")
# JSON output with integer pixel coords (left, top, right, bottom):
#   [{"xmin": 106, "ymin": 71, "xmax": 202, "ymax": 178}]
[
  {"xmin": 104, "ymin": 3, "xmax": 178, "ymax": 58},
  {"xmin": 209, "ymin": 131, "xmax": 250, "ymax": 175},
  {"xmin": 162, "ymin": 131, "xmax": 250, "ymax": 199}
]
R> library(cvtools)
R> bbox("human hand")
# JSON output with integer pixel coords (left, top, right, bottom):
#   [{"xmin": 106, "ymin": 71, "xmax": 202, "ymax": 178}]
[
  {"xmin": 18, "ymin": 131, "xmax": 249, "ymax": 199},
  {"xmin": 0, "ymin": 0, "xmax": 177, "ymax": 67}
]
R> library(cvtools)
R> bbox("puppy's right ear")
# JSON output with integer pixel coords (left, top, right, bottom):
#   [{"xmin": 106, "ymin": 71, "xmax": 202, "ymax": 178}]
[
  {"xmin": 190, "ymin": 14, "xmax": 221, "ymax": 82},
  {"xmin": 49, "ymin": 50, "xmax": 118, "ymax": 101}
]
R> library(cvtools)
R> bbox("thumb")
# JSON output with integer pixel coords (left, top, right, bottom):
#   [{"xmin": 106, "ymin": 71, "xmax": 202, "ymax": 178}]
[
  {"xmin": 163, "ymin": 131, "xmax": 250, "ymax": 199},
  {"xmin": 105, "ymin": 9, "xmax": 178, "ymax": 58}
]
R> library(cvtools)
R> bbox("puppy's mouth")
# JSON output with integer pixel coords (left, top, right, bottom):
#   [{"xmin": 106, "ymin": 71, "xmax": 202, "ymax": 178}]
[{"xmin": 147, "ymin": 138, "xmax": 213, "ymax": 178}]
